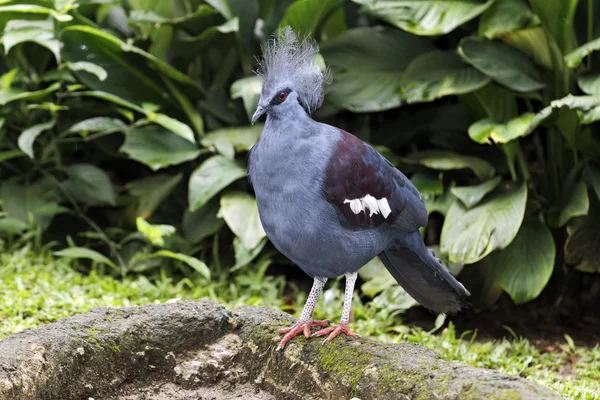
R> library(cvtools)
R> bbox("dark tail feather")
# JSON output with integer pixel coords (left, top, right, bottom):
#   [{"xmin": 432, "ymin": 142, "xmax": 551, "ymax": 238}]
[{"xmin": 378, "ymin": 231, "xmax": 470, "ymax": 314}]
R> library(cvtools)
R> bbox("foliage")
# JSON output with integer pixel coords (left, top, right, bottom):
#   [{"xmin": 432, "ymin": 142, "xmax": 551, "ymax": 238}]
[
  {"xmin": 0, "ymin": 0, "xmax": 599, "ymax": 311},
  {"xmin": 1, "ymin": 248, "xmax": 598, "ymax": 400}
]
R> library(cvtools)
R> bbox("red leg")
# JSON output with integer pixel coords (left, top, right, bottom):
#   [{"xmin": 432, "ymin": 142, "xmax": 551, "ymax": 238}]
[
  {"xmin": 313, "ymin": 322, "xmax": 360, "ymax": 344},
  {"xmin": 277, "ymin": 319, "xmax": 329, "ymax": 350}
]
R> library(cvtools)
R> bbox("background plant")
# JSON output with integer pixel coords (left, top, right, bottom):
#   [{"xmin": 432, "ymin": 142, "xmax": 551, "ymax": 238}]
[{"xmin": 0, "ymin": 0, "xmax": 599, "ymax": 311}]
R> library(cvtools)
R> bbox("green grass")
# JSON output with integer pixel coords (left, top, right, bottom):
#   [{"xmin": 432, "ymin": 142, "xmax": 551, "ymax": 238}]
[{"xmin": 1, "ymin": 249, "xmax": 598, "ymax": 400}]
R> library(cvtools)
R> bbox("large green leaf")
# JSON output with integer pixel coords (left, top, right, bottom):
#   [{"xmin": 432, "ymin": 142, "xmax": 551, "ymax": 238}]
[
  {"xmin": 233, "ymin": 236, "xmax": 267, "ymax": 270},
  {"xmin": 66, "ymin": 117, "xmax": 126, "ymax": 137},
  {"xmin": 0, "ymin": 4, "xmax": 72, "ymax": 32},
  {"xmin": 125, "ymin": 173, "xmax": 182, "ymax": 218},
  {"xmin": 0, "ymin": 81, "xmax": 60, "ymax": 106},
  {"xmin": 120, "ymin": 125, "xmax": 201, "ymax": 171},
  {"xmin": 450, "ymin": 176, "xmax": 501, "ymax": 208},
  {"xmin": 54, "ymin": 247, "xmax": 117, "ymax": 269},
  {"xmin": 460, "ymin": 83, "xmax": 518, "ymax": 122},
  {"xmin": 352, "ymin": 0, "xmax": 494, "ymax": 36},
  {"xmin": 578, "ymin": 73, "xmax": 600, "ymax": 95},
  {"xmin": 565, "ymin": 37, "xmax": 600, "ymax": 68},
  {"xmin": 230, "ymin": 76, "xmax": 261, "ymax": 122},
  {"xmin": 401, "ymin": 51, "xmax": 490, "ymax": 103},
  {"xmin": 490, "ymin": 217, "xmax": 555, "ymax": 304},
  {"xmin": 220, "ymin": 191, "xmax": 266, "ymax": 250},
  {"xmin": 279, "ymin": 0, "xmax": 340, "ymax": 36},
  {"xmin": 154, "ymin": 250, "xmax": 210, "ymax": 279},
  {"xmin": 0, "ymin": 179, "xmax": 62, "ymax": 230},
  {"xmin": 188, "ymin": 155, "xmax": 247, "ymax": 211},
  {"xmin": 525, "ymin": 95, "xmax": 600, "ymax": 135},
  {"xmin": 200, "ymin": 124, "xmax": 262, "ymax": 159},
  {"xmin": 320, "ymin": 26, "xmax": 434, "ymax": 112},
  {"xmin": 2, "ymin": 18, "xmax": 61, "ymax": 62},
  {"xmin": 528, "ymin": 0, "xmax": 578, "ymax": 55},
  {"xmin": 500, "ymin": 27, "xmax": 553, "ymax": 69},
  {"xmin": 478, "ymin": 0, "xmax": 539, "ymax": 38},
  {"xmin": 64, "ymin": 163, "xmax": 117, "ymax": 207},
  {"xmin": 441, "ymin": 182, "xmax": 527, "ymax": 264},
  {"xmin": 459, "ymin": 36, "xmax": 545, "ymax": 93},
  {"xmin": 565, "ymin": 201, "xmax": 600, "ymax": 272},
  {"xmin": 182, "ymin": 197, "xmax": 224, "ymax": 244},
  {"xmin": 206, "ymin": 0, "xmax": 258, "ymax": 54},
  {"xmin": 17, "ymin": 120, "xmax": 55, "ymax": 158},
  {"xmin": 468, "ymin": 113, "xmax": 535, "ymax": 144},
  {"xmin": 551, "ymin": 182, "xmax": 589, "ymax": 228},
  {"xmin": 401, "ymin": 150, "xmax": 496, "ymax": 181}
]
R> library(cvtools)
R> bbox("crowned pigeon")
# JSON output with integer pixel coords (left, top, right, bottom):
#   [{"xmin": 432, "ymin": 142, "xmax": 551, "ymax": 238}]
[{"xmin": 248, "ymin": 28, "xmax": 470, "ymax": 350}]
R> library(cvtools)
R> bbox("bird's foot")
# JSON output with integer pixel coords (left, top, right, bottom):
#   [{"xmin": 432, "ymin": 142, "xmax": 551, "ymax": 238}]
[
  {"xmin": 277, "ymin": 319, "xmax": 330, "ymax": 350},
  {"xmin": 313, "ymin": 323, "xmax": 360, "ymax": 344}
]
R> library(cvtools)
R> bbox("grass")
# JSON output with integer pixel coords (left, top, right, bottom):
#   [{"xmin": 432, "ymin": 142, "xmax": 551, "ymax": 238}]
[{"xmin": 1, "ymin": 248, "xmax": 598, "ymax": 400}]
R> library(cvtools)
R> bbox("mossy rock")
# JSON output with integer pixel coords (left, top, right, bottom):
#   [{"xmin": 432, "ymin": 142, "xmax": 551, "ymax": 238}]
[{"xmin": 0, "ymin": 300, "xmax": 563, "ymax": 399}]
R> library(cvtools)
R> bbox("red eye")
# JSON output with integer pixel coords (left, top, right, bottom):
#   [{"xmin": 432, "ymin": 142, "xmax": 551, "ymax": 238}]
[{"xmin": 278, "ymin": 91, "xmax": 287, "ymax": 101}]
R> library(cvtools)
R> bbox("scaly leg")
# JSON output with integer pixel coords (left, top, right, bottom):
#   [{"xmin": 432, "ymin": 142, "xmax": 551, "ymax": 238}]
[
  {"xmin": 313, "ymin": 272, "xmax": 360, "ymax": 344},
  {"xmin": 277, "ymin": 277, "xmax": 329, "ymax": 350}
]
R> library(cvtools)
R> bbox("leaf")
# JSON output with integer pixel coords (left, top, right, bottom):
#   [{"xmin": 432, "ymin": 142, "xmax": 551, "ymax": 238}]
[
  {"xmin": 136, "ymin": 217, "xmax": 175, "ymax": 247},
  {"xmin": 220, "ymin": 191, "xmax": 266, "ymax": 250},
  {"xmin": 120, "ymin": 125, "xmax": 201, "ymax": 171},
  {"xmin": 18, "ymin": 120, "xmax": 55, "ymax": 159},
  {"xmin": 468, "ymin": 113, "xmax": 535, "ymax": 144},
  {"xmin": 0, "ymin": 179, "xmax": 61, "ymax": 230},
  {"xmin": 151, "ymin": 113, "xmax": 196, "ymax": 143},
  {"xmin": 552, "ymin": 182, "xmax": 589, "ymax": 228},
  {"xmin": 401, "ymin": 51, "xmax": 490, "ymax": 104},
  {"xmin": 0, "ymin": 4, "xmax": 73, "ymax": 25},
  {"xmin": 401, "ymin": 150, "xmax": 496, "ymax": 181},
  {"xmin": 525, "ymin": 95, "xmax": 600, "ymax": 135},
  {"xmin": 441, "ymin": 182, "xmax": 527, "ymax": 264},
  {"xmin": 2, "ymin": 18, "xmax": 61, "ymax": 62},
  {"xmin": 362, "ymin": 267, "xmax": 396, "ymax": 298},
  {"xmin": 500, "ymin": 27, "xmax": 553, "ymax": 69},
  {"xmin": 352, "ymin": 0, "xmax": 494, "ymax": 36},
  {"xmin": 126, "ymin": 173, "xmax": 183, "ymax": 218},
  {"xmin": 154, "ymin": 250, "xmax": 210, "ymax": 279},
  {"xmin": 584, "ymin": 165, "xmax": 600, "ymax": 200},
  {"xmin": 54, "ymin": 247, "xmax": 116, "ymax": 269},
  {"xmin": 451, "ymin": 176, "xmax": 502, "ymax": 208},
  {"xmin": 182, "ymin": 197, "xmax": 224, "ymax": 244},
  {"xmin": 233, "ymin": 236, "xmax": 267, "ymax": 270},
  {"xmin": 372, "ymin": 285, "xmax": 418, "ymax": 313},
  {"xmin": 188, "ymin": 155, "xmax": 247, "ymax": 212},
  {"xmin": 63, "ymin": 163, "xmax": 117, "ymax": 207},
  {"xmin": 459, "ymin": 36, "xmax": 545, "ymax": 93},
  {"xmin": 279, "ymin": 0, "xmax": 340, "ymax": 36},
  {"xmin": 565, "ymin": 201, "xmax": 600, "ymax": 272},
  {"xmin": 478, "ymin": 0, "xmax": 539, "ymax": 38},
  {"xmin": 64, "ymin": 90, "xmax": 146, "ymax": 113},
  {"xmin": 0, "ymin": 217, "xmax": 28, "ymax": 234},
  {"xmin": 66, "ymin": 61, "xmax": 108, "ymax": 81},
  {"xmin": 231, "ymin": 76, "xmax": 262, "ymax": 122},
  {"xmin": 458, "ymin": 258, "xmax": 503, "ymax": 310},
  {"xmin": 0, "ymin": 149, "xmax": 25, "ymax": 163},
  {"xmin": 528, "ymin": 0, "xmax": 578, "ymax": 55},
  {"xmin": 490, "ymin": 217, "xmax": 555, "ymax": 304},
  {"xmin": 0, "ymin": 81, "xmax": 60, "ymax": 106},
  {"xmin": 565, "ymin": 37, "xmax": 600, "ymax": 68},
  {"xmin": 66, "ymin": 117, "xmax": 125, "ymax": 137},
  {"xmin": 578, "ymin": 73, "xmax": 600, "ymax": 95},
  {"xmin": 410, "ymin": 172, "xmax": 444, "ymax": 197},
  {"xmin": 200, "ymin": 124, "xmax": 262, "ymax": 159},
  {"xmin": 320, "ymin": 26, "xmax": 435, "ymax": 112}
]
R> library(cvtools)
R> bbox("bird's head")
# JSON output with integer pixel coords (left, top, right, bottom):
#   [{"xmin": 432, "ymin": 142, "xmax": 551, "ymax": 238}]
[{"xmin": 252, "ymin": 27, "xmax": 330, "ymax": 124}]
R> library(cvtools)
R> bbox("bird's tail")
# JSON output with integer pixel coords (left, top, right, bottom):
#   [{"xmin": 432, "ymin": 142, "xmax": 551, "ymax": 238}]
[{"xmin": 378, "ymin": 231, "xmax": 470, "ymax": 314}]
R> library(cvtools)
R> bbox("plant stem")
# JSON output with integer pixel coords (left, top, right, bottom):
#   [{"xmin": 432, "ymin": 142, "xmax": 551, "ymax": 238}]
[
  {"xmin": 516, "ymin": 143, "xmax": 531, "ymax": 182},
  {"xmin": 589, "ymin": 0, "xmax": 594, "ymax": 71}
]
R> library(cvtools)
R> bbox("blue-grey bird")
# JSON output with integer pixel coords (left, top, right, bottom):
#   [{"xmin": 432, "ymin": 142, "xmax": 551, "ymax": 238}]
[{"xmin": 248, "ymin": 28, "xmax": 470, "ymax": 349}]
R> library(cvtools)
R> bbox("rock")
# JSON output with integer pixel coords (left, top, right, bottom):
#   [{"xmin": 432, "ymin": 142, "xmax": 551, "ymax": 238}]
[{"xmin": 0, "ymin": 300, "xmax": 563, "ymax": 400}]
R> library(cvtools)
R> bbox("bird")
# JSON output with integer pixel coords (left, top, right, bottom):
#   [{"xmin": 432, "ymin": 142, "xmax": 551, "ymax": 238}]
[{"xmin": 247, "ymin": 27, "xmax": 470, "ymax": 350}]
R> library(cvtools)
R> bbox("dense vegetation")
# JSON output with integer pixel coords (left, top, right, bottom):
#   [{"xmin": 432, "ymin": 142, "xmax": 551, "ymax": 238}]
[{"xmin": 1, "ymin": 0, "xmax": 599, "ymax": 323}]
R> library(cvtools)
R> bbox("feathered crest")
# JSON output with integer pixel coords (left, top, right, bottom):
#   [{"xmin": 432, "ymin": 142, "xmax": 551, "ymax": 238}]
[{"xmin": 255, "ymin": 27, "xmax": 331, "ymax": 114}]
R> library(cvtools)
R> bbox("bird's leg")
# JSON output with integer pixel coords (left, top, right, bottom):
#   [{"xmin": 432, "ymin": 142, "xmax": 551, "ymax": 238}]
[
  {"xmin": 277, "ymin": 277, "xmax": 329, "ymax": 350},
  {"xmin": 313, "ymin": 272, "xmax": 361, "ymax": 344}
]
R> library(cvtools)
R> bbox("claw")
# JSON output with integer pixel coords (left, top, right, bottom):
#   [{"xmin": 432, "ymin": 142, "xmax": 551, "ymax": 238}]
[
  {"xmin": 277, "ymin": 319, "xmax": 329, "ymax": 350},
  {"xmin": 312, "ymin": 323, "xmax": 360, "ymax": 344}
]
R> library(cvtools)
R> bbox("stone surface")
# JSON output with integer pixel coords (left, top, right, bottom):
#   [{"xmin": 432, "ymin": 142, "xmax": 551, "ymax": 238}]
[{"xmin": 0, "ymin": 300, "xmax": 563, "ymax": 400}]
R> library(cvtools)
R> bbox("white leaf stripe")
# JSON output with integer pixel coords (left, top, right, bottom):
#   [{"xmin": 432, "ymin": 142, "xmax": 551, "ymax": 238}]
[{"xmin": 343, "ymin": 195, "xmax": 392, "ymax": 218}]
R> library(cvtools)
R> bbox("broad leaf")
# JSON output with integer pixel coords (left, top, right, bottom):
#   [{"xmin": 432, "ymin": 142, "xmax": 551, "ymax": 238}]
[
  {"xmin": 441, "ymin": 182, "xmax": 527, "ymax": 264},
  {"xmin": 182, "ymin": 197, "xmax": 224, "ymax": 243},
  {"xmin": 578, "ymin": 73, "xmax": 600, "ymax": 95},
  {"xmin": 0, "ymin": 179, "xmax": 61, "ymax": 230},
  {"xmin": 551, "ymin": 182, "xmax": 589, "ymax": 228},
  {"xmin": 565, "ymin": 201, "xmax": 600, "ymax": 272},
  {"xmin": 200, "ymin": 124, "xmax": 262, "ymax": 159},
  {"xmin": 233, "ymin": 236, "xmax": 267, "ymax": 270},
  {"xmin": 490, "ymin": 217, "xmax": 555, "ymax": 304},
  {"xmin": 0, "ymin": 217, "xmax": 28, "ymax": 234},
  {"xmin": 500, "ymin": 27, "xmax": 553, "ymax": 69},
  {"xmin": 372, "ymin": 285, "xmax": 417, "ymax": 314},
  {"xmin": 220, "ymin": 191, "xmax": 266, "ymax": 250},
  {"xmin": 154, "ymin": 250, "xmax": 210, "ymax": 279},
  {"xmin": 279, "ymin": 0, "xmax": 340, "ymax": 36},
  {"xmin": 151, "ymin": 113, "xmax": 196, "ymax": 143},
  {"xmin": 459, "ymin": 36, "xmax": 545, "ymax": 93},
  {"xmin": 459, "ymin": 257, "xmax": 503, "ymax": 310},
  {"xmin": 352, "ymin": 0, "xmax": 494, "ymax": 36},
  {"xmin": 451, "ymin": 176, "xmax": 502, "ymax": 208},
  {"xmin": 410, "ymin": 172, "xmax": 444, "ymax": 197},
  {"xmin": 231, "ymin": 76, "xmax": 261, "ymax": 121},
  {"xmin": 64, "ymin": 163, "xmax": 117, "ymax": 206},
  {"xmin": 565, "ymin": 37, "xmax": 600, "ymax": 68},
  {"xmin": 478, "ymin": 0, "xmax": 539, "ymax": 38},
  {"xmin": 18, "ymin": 120, "xmax": 55, "ymax": 158},
  {"xmin": 120, "ymin": 125, "xmax": 201, "ymax": 171},
  {"xmin": 528, "ymin": 0, "xmax": 578, "ymax": 55},
  {"xmin": 401, "ymin": 150, "xmax": 496, "ymax": 181},
  {"xmin": 188, "ymin": 155, "xmax": 247, "ymax": 211},
  {"xmin": 136, "ymin": 217, "xmax": 175, "ymax": 247},
  {"xmin": 525, "ymin": 95, "xmax": 600, "ymax": 135},
  {"xmin": 468, "ymin": 113, "xmax": 535, "ymax": 144},
  {"xmin": 66, "ymin": 117, "xmax": 125, "ymax": 137},
  {"xmin": 0, "ymin": 81, "xmax": 60, "ymax": 106},
  {"xmin": 460, "ymin": 83, "xmax": 518, "ymax": 122},
  {"xmin": 584, "ymin": 165, "xmax": 600, "ymax": 200},
  {"xmin": 126, "ymin": 173, "xmax": 182, "ymax": 218},
  {"xmin": 54, "ymin": 247, "xmax": 116, "ymax": 269},
  {"xmin": 401, "ymin": 51, "xmax": 490, "ymax": 103},
  {"xmin": 66, "ymin": 61, "xmax": 107, "ymax": 81},
  {"xmin": 320, "ymin": 26, "xmax": 435, "ymax": 112},
  {"xmin": 3, "ymin": 18, "xmax": 61, "ymax": 62}
]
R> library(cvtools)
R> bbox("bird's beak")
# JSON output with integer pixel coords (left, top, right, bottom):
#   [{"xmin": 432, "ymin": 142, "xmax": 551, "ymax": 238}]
[{"xmin": 251, "ymin": 106, "xmax": 266, "ymax": 125}]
